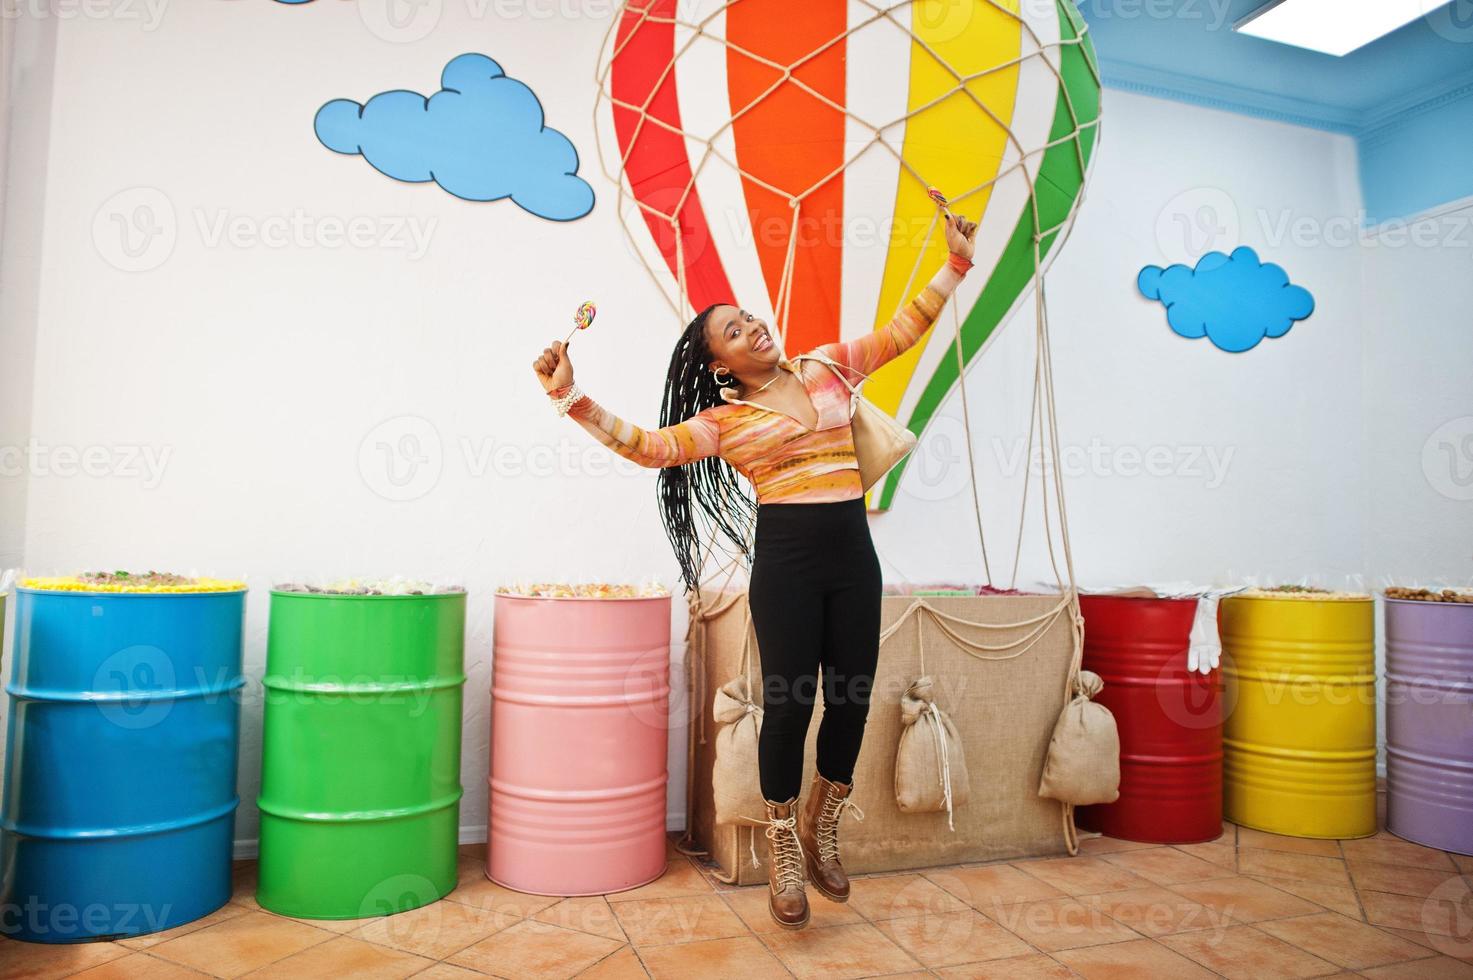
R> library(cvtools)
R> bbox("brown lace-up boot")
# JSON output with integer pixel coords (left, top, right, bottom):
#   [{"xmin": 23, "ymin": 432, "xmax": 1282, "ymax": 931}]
[
  {"xmin": 760, "ymin": 797, "xmax": 810, "ymax": 929},
  {"xmin": 798, "ymin": 774, "xmax": 864, "ymax": 902}
]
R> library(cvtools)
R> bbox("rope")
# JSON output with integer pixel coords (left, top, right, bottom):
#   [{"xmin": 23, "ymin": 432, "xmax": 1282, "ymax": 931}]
[
  {"xmin": 920, "ymin": 702, "xmax": 956, "ymax": 831},
  {"xmin": 592, "ymin": 0, "xmax": 1101, "ymax": 331},
  {"xmin": 879, "ymin": 593, "xmax": 1072, "ymax": 662},
  {"xmin": 950, "ymin": 296, "xmax": 992, "ymax": 584},
  {"xmin": 675, "ymin": 543, "xmax": 749, "ymax": 859}
]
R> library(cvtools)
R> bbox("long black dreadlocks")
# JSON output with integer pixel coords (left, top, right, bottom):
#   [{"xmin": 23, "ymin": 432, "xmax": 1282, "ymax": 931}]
[{"xmin": 657, "ymin": 304, "xmax": 759, "ymax": 594}]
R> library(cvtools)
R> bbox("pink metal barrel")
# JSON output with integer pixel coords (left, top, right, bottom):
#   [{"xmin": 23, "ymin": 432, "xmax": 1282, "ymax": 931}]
[{"xmin": 488, "ymin": 595, "xmax": 670, "ymax": 895}]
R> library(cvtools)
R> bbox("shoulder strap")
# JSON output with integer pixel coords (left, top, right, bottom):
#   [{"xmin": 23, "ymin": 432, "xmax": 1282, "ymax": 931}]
[{"xmin": 793, "ymin": 350, "xmax": 870, "ymax": 395}]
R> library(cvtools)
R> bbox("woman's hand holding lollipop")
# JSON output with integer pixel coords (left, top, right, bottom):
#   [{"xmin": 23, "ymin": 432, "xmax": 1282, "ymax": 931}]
[
  {"xmin": 532, "ymin": 340, "xmax": 574, "ymax": 393},
  {"xmin": 534, "ymin": 301, "xmax": 597, "ymax": 393},
  {"xmin": 944, "ymin": 212, "xmax": 978, "ymax": 260},
  {"xmin": 929, "ymin": 188, "xmax": 978, "ymax": 260}
]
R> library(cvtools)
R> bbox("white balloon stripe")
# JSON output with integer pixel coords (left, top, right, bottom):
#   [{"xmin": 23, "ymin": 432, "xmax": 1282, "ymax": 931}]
[
  {"xmin": 673, "ymin": 1, "xmax": 772, "ymax": 322},
  {"xmin": 840, "ymin": 0, "xmax": 912, "ymax": 345}
]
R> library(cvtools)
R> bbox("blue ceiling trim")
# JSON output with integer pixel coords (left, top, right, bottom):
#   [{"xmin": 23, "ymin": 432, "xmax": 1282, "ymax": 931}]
[
  {"xmin": 1100, "ymin": 57, "xmax": 1473, "ymax": 143},
  {"xmin": 1097, "ymin": 56, "xmax": 1360, "ymax": 134},
  {"xmin": 1357, "ymin": 68, "xmax": 1473, "ymax": 144}
]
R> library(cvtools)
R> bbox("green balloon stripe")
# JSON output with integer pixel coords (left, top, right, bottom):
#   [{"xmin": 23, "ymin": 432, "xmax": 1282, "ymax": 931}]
[{"xmin": 877, "ymin": 2, "xmax": 1100, "ymax": 510}]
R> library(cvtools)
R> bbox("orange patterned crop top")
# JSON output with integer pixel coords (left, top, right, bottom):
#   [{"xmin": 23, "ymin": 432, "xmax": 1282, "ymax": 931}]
[{"xmin": 552, "ymin": 253, "xmax": 972, "ymax": 504}]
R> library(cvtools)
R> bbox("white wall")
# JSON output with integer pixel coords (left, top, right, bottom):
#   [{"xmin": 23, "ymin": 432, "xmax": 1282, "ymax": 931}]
[
  {"xmin": 0, "ymin": 10, "xmax": 59, "ymax": 760},
  {"xmin": 1360, "ymin": 196, "xmax": 1473, "ymax": 586},
  {"xmin": 2, "ymin": 8, "xmax": 1468, "ymax": 854}
]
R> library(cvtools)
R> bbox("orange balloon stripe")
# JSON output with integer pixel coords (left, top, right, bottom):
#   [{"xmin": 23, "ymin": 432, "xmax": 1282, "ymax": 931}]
[
  {"xmin": 726, "ymin": 2, "xmax": 847, "ymax": 353},
  {"xmin": 611, "ymin": 0, "xmax": 737, "ymax": 314}
]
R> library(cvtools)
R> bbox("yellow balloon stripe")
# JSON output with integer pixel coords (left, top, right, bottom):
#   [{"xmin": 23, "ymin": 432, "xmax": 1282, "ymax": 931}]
[{"xmin": 866, "ymin": 1, "xmax": 1022, "ymax": 421}]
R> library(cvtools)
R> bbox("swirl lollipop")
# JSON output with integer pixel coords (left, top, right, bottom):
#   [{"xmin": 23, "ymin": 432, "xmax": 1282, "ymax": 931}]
[
  {"xmin": 563, "ymin": 301, "xmax": 596, "ymax": 346},
  {"xmin": 926, "ymin": 185, "xmax": 955, "ymax": 221}
]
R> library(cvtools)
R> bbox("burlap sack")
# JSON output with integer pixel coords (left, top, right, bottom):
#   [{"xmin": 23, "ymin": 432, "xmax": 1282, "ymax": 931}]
[
  {"xmin": 1038, "ymin": 670, "xmax": 1120, "ymax": 805},
  {"xmin": 896, "ymin": 676, "xmax": 970, "ymax": 824},
  {"xmin": 687, "ymin": 590, "xmax": 1077, "ymax": 885},
  {"xmin": 711, "ymin": 678, "xmax": 765, "ymax": 825}
]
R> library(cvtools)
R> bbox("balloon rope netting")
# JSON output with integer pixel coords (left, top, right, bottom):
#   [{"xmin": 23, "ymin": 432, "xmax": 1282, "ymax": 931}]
[{"xmin": 595, "ymin": 1, "xmax": 1094, "ymax": 629}]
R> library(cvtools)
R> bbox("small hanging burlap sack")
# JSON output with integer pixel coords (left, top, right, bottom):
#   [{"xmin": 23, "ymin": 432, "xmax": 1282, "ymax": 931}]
[
  {"xmin": 710, "ymin": 607, "xmax": 766, "ymax": 825},
  {"xmin": 1038, "ymin": 669, "xmax": 1120, "ymax": 810},
  {"xmin": 896, "ymin": 676, "xmax": 970, "ymax": 828}
]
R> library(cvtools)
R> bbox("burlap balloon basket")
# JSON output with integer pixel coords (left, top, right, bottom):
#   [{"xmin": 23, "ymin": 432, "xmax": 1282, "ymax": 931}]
[{"xmin": 682, "ymin": 589, "xmax": 1078, "ymax": 885}]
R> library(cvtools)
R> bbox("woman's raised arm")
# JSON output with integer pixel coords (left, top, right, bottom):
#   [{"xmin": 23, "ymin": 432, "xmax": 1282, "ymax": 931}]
[
  {"xmin": 553, "ymin": 384, "xmax": 720, "ymax": 469},
  {"xmin": 534, "ymin": 340, "xmax": 720, "ymax": 469},
  {"xmin": 818, "ymin": 216, "xmax": 977, "ymax": 377}
]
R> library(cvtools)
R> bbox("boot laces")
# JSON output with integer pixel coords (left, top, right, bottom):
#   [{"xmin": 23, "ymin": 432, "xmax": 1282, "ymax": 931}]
[
  {"xmin": 762, "ymin": 814, "xmax": 805, "ymax": 890},
  {"xmin": 816, "ymin": 794, "xmax": 864, "ymax": 865},
  {"xmin": 743, "ymin": 810, "xmax": 807, "ymax": 888}
]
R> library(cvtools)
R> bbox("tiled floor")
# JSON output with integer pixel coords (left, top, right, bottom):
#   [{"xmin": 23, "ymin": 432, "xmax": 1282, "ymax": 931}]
[{"xmin": 5, "ymin": 811, "xmax": 1472, "ymax": 979}]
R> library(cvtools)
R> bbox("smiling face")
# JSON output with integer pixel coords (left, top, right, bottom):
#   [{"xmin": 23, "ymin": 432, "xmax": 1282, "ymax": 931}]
[{"xmin": 704, "ymin": 304, "xmax": 780, "ymax": 380}]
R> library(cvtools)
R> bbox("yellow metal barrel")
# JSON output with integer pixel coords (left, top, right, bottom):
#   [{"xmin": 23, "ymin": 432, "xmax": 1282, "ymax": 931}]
[{"xmin": 1219, "ymin": 594, "xmax": 1376, "ymax": 839}]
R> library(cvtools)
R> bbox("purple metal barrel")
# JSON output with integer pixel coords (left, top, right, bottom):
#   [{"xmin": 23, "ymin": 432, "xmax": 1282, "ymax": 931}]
[{"xmin": 1385, "ymin": 597, "xmax": 1473, "ymax": 855}]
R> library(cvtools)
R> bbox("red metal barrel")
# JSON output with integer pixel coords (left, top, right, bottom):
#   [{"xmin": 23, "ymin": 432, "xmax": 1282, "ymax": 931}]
[{"xmin": 1075, "ymin": 594, "xmax": 1222, "ymax": 844}]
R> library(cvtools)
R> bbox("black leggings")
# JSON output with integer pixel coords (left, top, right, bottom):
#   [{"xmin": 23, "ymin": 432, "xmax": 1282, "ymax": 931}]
[{"xmin": 746, "ymin": 496, "xmax": 883, "ymax": 801}]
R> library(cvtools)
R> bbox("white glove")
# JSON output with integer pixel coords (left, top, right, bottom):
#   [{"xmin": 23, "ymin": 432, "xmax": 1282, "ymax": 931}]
[{"xmin": 1187, "ymin": 591, "xmax": 1236, "ymax": 674}]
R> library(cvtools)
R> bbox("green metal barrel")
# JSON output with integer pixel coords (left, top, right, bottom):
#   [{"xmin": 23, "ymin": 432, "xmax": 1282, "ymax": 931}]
[{"xmin": 256, "ymin": 591, "xmax": 466, "ymax": 919}]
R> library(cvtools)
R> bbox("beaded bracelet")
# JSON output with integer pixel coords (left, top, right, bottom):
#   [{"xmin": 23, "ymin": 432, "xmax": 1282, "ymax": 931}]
[{"xmin": 550, "ymin": 383, "xmax": 585, "ymax": 417}]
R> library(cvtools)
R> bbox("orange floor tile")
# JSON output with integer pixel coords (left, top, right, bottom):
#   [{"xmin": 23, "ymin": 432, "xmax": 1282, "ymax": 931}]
[{"xmin": 4, "ymin": 804, "xmax": 1471, "ymax": 979}]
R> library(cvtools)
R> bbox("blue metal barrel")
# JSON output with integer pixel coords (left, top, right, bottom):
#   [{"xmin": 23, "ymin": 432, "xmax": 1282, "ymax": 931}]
[{"xmin": 1, "ymin": 587, "xmax": 245, "ymax": 943}]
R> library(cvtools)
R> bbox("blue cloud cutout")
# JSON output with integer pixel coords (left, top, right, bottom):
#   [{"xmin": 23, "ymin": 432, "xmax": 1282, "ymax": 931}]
[
  {"xmin": 1137, "ymin": 246, "xmax": 1314, "ymax": 353},
  {"xmin": 314, "ymin": 53, "xmax": 594, "ymax": 222}
]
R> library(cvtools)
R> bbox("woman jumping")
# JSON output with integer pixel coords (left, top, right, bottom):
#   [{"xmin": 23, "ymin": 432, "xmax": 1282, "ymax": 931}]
[{"xmin": 533, "ymin": 213, "xmax": 978, "ymax": 929}]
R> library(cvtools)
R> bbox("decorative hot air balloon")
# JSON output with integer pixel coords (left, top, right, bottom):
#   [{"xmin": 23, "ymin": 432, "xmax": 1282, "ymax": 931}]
[{"xmin": 595, "ymin": 0, "xmax": 1101, "ymax": 510}]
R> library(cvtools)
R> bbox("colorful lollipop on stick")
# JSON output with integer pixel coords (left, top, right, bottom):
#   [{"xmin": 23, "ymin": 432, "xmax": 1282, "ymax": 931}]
[
  {"xmin": 563, "ymin": 301, "xmax": 596, "ymax": 346},
  {"xmin": 926, "ymin": 185, "xmax": 954, "ymax": 220}
]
